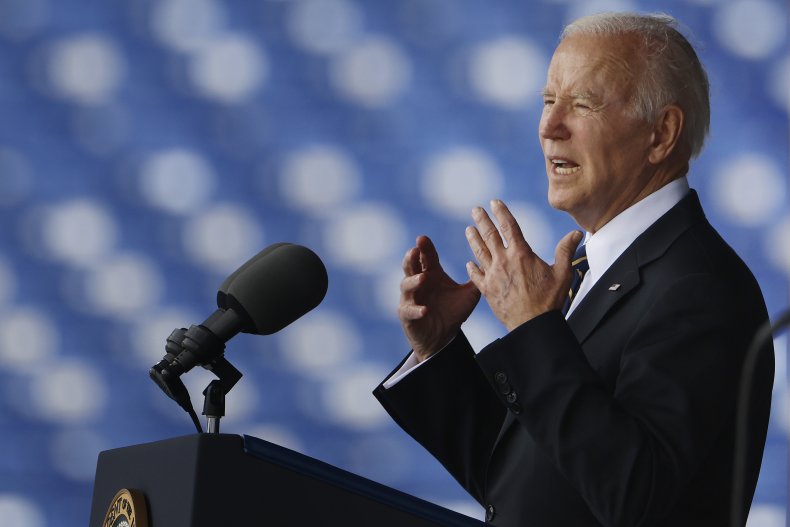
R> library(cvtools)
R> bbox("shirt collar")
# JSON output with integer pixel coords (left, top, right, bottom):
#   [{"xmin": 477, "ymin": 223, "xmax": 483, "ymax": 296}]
[{"xmin": 582, "ymin": 177, "xmax": 690, "ymax": 284}]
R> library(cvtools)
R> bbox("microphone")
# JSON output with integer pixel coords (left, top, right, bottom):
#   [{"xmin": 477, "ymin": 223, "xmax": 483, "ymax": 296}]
[{"xmin": 150, "ymin": 243, "xmax": 328, "ymax": 405}]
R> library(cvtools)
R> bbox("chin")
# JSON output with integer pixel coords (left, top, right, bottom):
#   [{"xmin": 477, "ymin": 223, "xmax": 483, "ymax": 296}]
[{"xmin": 547, "ymin": 188, "xmax": 572, "ymax": 212}]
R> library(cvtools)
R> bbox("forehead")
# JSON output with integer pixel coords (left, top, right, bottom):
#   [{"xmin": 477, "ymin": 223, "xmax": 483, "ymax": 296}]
[{"xmin": 545, "ymin": 34, "xmax": 643, "ymax": 97}]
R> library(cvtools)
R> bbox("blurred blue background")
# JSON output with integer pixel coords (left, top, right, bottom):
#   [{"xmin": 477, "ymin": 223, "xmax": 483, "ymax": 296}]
[{"xmin": 0, "ymin": 0, "xmax": 787, "ymax": 525}]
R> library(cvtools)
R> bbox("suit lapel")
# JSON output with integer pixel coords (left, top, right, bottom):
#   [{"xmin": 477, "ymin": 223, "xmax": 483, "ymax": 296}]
[{"xmin": 568, "ymin": 190, "xmax": 705, "ymax": 343}]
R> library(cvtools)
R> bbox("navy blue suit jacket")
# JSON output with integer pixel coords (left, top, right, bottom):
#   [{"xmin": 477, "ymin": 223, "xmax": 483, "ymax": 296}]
[{"xmin": 374, "ymin": 191, "xmax": 773, "ymax": 527}]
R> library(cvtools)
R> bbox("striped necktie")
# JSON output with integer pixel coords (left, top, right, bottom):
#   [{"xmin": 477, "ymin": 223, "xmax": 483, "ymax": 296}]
[{"xmin": 562, "ymin": 243, "xmax": 589, "ymax": 315}]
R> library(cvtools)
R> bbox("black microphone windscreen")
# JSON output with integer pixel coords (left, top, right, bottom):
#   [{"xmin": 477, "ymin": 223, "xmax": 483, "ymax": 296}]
[
  {"xmin": 217, "ymin": 242, "xmax": 291, "ymax": 309},
  {"xmin": 223, "ymin": 243, "xmax": 328, "ymax": 335}
]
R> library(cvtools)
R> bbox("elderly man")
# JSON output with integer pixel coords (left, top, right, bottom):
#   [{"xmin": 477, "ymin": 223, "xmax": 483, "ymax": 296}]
[{"xmin": 374, "ymin": 12, "xmax": 773, "ymax": 527}]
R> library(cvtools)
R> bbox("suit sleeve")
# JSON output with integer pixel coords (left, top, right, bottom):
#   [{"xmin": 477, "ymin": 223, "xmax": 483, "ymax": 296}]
[
  {"xmin": 373, "ymin": 332, "xmax": 507, "ymax": 504},
  {"xmin": 474, "ymin": 273, "xmax": 773, "ymax": 527}
]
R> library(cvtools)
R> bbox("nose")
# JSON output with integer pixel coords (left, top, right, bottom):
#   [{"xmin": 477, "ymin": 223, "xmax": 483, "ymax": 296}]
[{"xmin": 539, "ymin": 103, "xmax": 570, "ymax": 141}]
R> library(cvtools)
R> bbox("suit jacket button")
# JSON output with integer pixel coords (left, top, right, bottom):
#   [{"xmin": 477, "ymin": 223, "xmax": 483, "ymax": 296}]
[
  {"xmin": 510, "ymin": 402, "xmax": 522, "ymax": 414},
  {"xmin": 494, "ymin": 372, "xmax": 507, "ymax": 384},
  {"xmin": 486, "ymin": 504, "xmax": 496, "ymax": 522},
  {"xmin": 506, "ymin": 392, "xmax": 517, "ymax": 403}
]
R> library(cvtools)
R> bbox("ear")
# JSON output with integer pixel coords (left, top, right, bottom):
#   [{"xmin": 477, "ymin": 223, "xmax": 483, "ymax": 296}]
[{"xmin": 648, "ymin": 105, "xmax": 684, "ymax": 164}]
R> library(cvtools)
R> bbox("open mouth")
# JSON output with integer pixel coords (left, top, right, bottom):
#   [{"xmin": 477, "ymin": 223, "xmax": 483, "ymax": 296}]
[{"xmin": 551, "ymin": 159, "xmax": 581, "ymax": 175}]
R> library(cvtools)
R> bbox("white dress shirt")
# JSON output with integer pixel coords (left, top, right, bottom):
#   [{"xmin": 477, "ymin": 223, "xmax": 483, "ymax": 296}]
[{"xmin": 384, "ymin": 177, "xmax": 691, "ymax": 388}]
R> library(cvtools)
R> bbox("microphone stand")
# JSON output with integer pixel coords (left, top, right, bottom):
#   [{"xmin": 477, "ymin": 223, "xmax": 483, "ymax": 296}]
[
  {"xmin": 201, "ymin": 357, "xmax": 242, "ymax": 434},
  {"xmin": 731, "ymin": 308, "xmax": 790, "ymax": 527}
]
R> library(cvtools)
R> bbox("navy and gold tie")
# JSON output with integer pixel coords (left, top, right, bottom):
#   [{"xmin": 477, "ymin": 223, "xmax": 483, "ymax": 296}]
[{"xmin": 562, "ymin": 243, "xmax": 589, "ymax": 315}]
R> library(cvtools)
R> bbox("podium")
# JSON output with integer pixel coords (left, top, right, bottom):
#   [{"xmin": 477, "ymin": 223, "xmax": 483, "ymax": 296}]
[{"xmin": 89, "ymin": 433, "xmax": 486, "ymax": 526}]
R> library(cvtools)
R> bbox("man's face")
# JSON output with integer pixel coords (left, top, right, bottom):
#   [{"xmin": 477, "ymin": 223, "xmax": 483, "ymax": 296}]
[{"xmin": 539, "ymin": 34, "xmax": 657, "ymax": 232}]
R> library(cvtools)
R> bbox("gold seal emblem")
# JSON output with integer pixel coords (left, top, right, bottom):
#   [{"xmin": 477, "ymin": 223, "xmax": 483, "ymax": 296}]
[{"xmin": 102, "ymin": 488, "xmax": 149, "ymax": 527}]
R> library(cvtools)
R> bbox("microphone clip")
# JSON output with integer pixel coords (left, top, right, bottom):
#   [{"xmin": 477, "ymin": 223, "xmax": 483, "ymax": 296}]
[{"xmin": 149, "ymin": 325, "xmax": 243, "ymax": 434}]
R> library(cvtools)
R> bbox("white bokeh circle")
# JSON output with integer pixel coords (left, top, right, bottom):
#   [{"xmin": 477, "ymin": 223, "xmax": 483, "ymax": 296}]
[
  {"xmin": 468, "ymin": 36, "xmax": 547, "ymax": 109},
  {"xmin": 39, "ymin": 200, "xmax": 118, "ymax": 267},
  {"xmin": 182, "ymin": 203, "xmax": 265, "ymax": 274},
  {"xmin": 28, "ymin": 360, "xmax": 107, "ymax": 424},
  {"xmin": 150, "ymin": 0, "xmax": 226, "ymax": 53},
  {"xmin": 711, "ymin": 153, "xmax": 785, "ymax": 227},
  {"xmin": 422, "ymin": 147, "xmax": 504, "ymax": 220},
  {"xmin": 330, "ymin": 36, "xmax": 412, "ymax": 108},
  {"xmin": 0, "ymin": 308, "xmax": 59, "ymax": 373},
  {"xmin": 189, "ymin": 34, "xmax": 268, "ymax": 104},
  {"xmin": 279, "ymin": 145, "xmax": 361, "ymax": 213},
  {"xmin": 139, "ymin": 149, "xmax": 216, "ymax": 215},
  {"xmin": 713, "ymin": 0, "xmax": 786, "ymax": 60},
  {"xmin": 0, "ymin": 495, "xmax": 45, "ymax": 527},
  {"xmin": 278, "ymin": 310, "xmax": 362, "ymax": 375},
  {"xmin": 286, "ymin": 0, "xmax": 363, "ymax": 55},
  {"xmin": 320, "ymin": 364, "xmax": 390, "ymax": 429},
  {"xmin": 323, "ymin": 203, "xmax": 407, "ymax": 272},
  {"xmin": 82, "ymin": 253, "xmax": 164, "ymax": 318},
  {"xmin": 47, "ymin": 33, "xmax": 125, "ymax": 105}
]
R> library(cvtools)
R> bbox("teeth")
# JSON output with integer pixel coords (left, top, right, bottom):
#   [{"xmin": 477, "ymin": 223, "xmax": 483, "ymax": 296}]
[
  {"xmin": 555, "ymin": 164, "xmax": 580, "ymax": 175},
  {"xmin": 550, "ymin": 159, "xmax": 580, "ymax": 175}
]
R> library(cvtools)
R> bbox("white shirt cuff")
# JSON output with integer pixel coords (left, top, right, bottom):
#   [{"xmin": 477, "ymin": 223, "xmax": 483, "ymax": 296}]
[{"xmin": 381, "ymin": 335, "xmax": 456, "ymax": 389}]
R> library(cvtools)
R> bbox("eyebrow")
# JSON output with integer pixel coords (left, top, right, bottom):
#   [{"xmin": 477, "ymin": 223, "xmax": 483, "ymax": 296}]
[{"xmin": 541, "ymin": 88, "xmax": 600, "ymax": 102}]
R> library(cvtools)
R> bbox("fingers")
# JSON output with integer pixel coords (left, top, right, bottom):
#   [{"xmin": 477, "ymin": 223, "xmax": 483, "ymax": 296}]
[
  {"xmin": 416, "ymin": 235, "xmax": 440, "ymax": 272},
  {"xmin": 554, "ymin": 230, "xmax": 584, "ymax": 271},
  {"xmin": 465, "ymin": 225, "xmax": 492, "ymax": 269},
  {"xmin": 465, "ymin": 260, "xmax": 484, "ymax": 289},
  {"xmin": 490, "ymin": 199, "xmax": 527, "ymax": 249},
  {"xmin": 471, "ymin": 206, "xmax": 502, "ymax": 251},
  {"xmin": 398, "ymin": 302, "xmax": 427, "ymax": 321},
  {"xmin": 402, "ymin": 246, "xmax": 421, "ymax": 276},
  {"xmin": 402, "ymin": 235, "xmax": 440, "ymax": 277}
]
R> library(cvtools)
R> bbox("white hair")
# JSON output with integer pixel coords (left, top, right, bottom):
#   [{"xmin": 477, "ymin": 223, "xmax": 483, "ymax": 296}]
[{"xmin": 562, "ymin": 13, "xmax": 710, "ymax": 159}]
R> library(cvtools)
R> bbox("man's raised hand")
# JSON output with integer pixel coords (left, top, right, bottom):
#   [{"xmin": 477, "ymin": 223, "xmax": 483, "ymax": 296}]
[
  {"xmin": 465, "ymin": 200, "xmax": 583, "ymax": 330},
  {"xmin": 398, "ymin": 235, "xmax": 481, "ymax": 362}
]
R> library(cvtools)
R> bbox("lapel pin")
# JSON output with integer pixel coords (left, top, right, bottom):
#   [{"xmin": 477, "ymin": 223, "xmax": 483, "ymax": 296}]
[{"xmin": 609, "ymin": 283, "xmax": 621, "ymax": 291}]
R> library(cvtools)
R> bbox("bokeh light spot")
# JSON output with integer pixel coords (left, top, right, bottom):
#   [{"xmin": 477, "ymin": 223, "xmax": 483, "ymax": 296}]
[
  {"xmin": 182, "ymin": 203, "xmax": 264, "ymax": 274},
  {"xmin": 330, "ymin": 37, "xmax": 412, "ymax": 108},
  {"xmin": 279, "ymin": 145, "xmax": 361, "ymax": 213},
  {"xmin": 189, "ymin": 34, "xmax": 268, "ymax": 104},
  {"xmin": 468, "ymin": 36, "xmax": 547, "ymax": 109},
  {"xmin": 279, "ymin": 311, "xmax": 362, "ymax": 375},
  {"xmin": 287, "ymin": 0, "xmax": 362, "ymax": 55},
  {"xmin": 0, "ymin": 495, "xmax": 45, "ymax": 527},
  {"xmin": 47, "ymin": 34, "xmax": 125, "ymax": 105},
  {"xmin": 139, "ymin": 149, "xmax": 216, "ymax": 215},
  {"xmin": 82, "ymin": 253, "xmax": 164, "ymax": 318},
  {"xmin": 714, "ymin": 0, "xmax": 786, "ymax": 60},
  {"xmin": 323, "ymin": 203, "xmax": 407, "ymax": 272},
  {"xmin": 28, "ymin": 361, "xmax": 107, "ymax": 424},
  {"xmin": 39, "ymin": 200, "xmax": 118, "ymax": 267},
  {"xmin": 0, "ymin": 308, "xmax": 59, "ymax": 373},
  {"xmin": 150, "ymin": 0, "xmax": 225, "ymax": 53},
  {"xmin": 712, "ymin": 154, "xmax": 785, "ymax": 227},
  {"xmin": 422, "ymin": 147, "xmax": 504, "ymax": 220}
]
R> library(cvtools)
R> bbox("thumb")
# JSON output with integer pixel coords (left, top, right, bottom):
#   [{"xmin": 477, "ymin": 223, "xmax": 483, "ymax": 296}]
[{"xmin": 554, "ymin": 231, "xmax": 584, "ymax": 273}]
